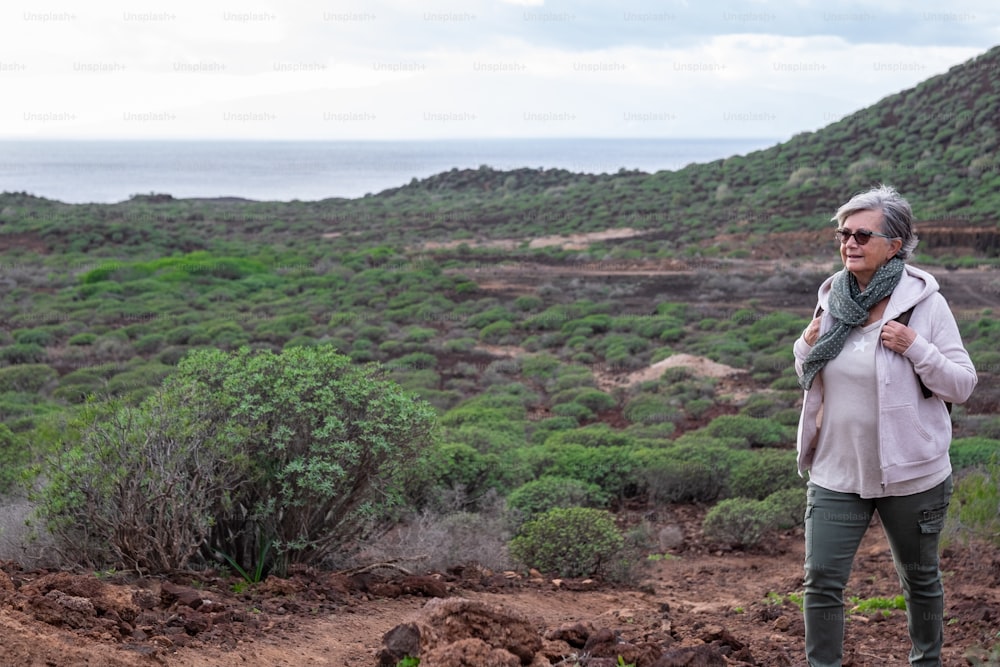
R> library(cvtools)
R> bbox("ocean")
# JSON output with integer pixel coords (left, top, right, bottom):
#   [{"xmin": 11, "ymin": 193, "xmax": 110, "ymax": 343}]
[{"xmin": 0, "ymin": 138, "xmax": 779, "ymax": 204}]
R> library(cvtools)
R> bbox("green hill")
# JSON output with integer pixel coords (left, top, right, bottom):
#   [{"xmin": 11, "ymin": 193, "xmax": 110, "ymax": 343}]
[{"xmin": 374, "ymin": 44, "xmax": 1000, "ymax": 241}]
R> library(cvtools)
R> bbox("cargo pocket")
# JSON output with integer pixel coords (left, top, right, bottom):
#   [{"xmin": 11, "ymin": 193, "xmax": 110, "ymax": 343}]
[
  {"xmin": 804, "ymin": 486, "xmax": 817, "ymax": 563},
  {"xmin": 917, "ymin": 504, "xmax": 948, "ymax": 568}
]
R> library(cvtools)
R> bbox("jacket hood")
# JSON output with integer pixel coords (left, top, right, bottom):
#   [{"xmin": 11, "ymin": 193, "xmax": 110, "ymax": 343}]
[{"xmin": 815, "ymin": 264, "xmax": 939, "ymax": 319}]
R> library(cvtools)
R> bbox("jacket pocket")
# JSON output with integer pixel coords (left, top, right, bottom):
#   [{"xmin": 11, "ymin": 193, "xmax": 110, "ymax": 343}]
[{"xmin": 879, "ymin": 404, "xmax": 939, "ymax": 467}]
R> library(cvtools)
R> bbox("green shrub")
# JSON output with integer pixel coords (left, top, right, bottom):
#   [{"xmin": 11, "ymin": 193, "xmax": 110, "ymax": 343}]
[
  {"xmin": 35, "ymin": 394, "xmax": 247, "ymax": 572},
  {"xmin": 36, "ymin": 345, "xmax": 437, "ymax": 574},
  {"xmin": 0, "ymin": 343, "xmax": 47, "ymax": 365},
  {"xmin": 623, "ymin": 394, "xmax": 682, "ymax": 425},
  {"xmin": 14, "ymin": 329, "xmax": 55, "ymax": 346},
  {"xmin": 550, "ymin": 401, "xmax": 593, "ymax": 422},
  {"xmin": 702, "ymin": 415, "xmax": 792, "ymax": 447},
  {"xmin": 104, "ymin": 364, "xmax": 173, "ymax": 397},
  {"xmin": 509, "ymin": 507, "xmax": 624, "ymax": 578},
  {"xmin": 950, "ymin": 437, "xmax": 1000, "ymax": 470},
  {"xmin": 0, "ymin": 364, "xmax": 57, "ymax": 393},
  {"xmin": 506, "ymin": 475, "xmax": 609, "ymax": 523},
  {"xmin": 702, "ymin": 498, "xmax": 777, "ymax": 547},
  {"xmin": 404, "ymin": 326, "xmax": 437, "ymax": 344},
  {"xmin": 685, "ymin": 398, "xmax": 714, "ymax": 419},
  {"xmin": 762, "ymin": 487, "xmax": 807, "ymax": 529},
  {"xmin": 0, "ymin": 423, "xmax": 29, "ymax": 492},
  {"xmin": 660, "ymin": 440, "xmax": 752, "ymax": 497},
  {"xmin": 68, "ymin": 332, "xmax": 97, "ymax": 346},
  {"xmin": 513, "ymin": 295, "xmax": 542, "ymax": 311},
  {"xmin": 390, "ymin": 352, "xmax": 437, "ymax": 371},
  {"xmin": 550, "ymin": 387, "xmax": 616, "ymax": 413},
  {"xmin": 479, "ymin": 320, "xmax": 513, "ymax": 342},
  {"xmin": 528, "ymin": 416, "xmax": 579, "ymax": 445},
  {"xmin": 543, "ymin": 423, "xmax": 635, "ymax": 448},
  {"xmin": 442, "ymin": 336, "xmax": 476, "ymax": 353},
  {"xmin": 944, "ymin": 464, "xmax": 1000, "ymax": 547},
  {"xmin": 633, "ymin": 451, "xmax": 720, "ymax": 503},
  {"xmin": 729, "ymin": 449, "xmax": 802, "ymax": 500},
  {"xmin": 521, "ymin": 354, "xmax": 561, "ymax": 380},
  {"xmin": 404, "ymin": 442, "xmax": 508, "ymax": 509},
  {"xmin": 254, "ymin": 314, "xmax": 314, "ymax": 343},
  {"xmin": 540, "ymin": 444, "xmax": 639, "ymax": 500}
]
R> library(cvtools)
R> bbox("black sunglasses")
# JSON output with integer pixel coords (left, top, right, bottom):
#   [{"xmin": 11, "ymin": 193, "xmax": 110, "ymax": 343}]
[{"xmin": 834, "ymin": 228, "xmax": 896, "ymax": 245}]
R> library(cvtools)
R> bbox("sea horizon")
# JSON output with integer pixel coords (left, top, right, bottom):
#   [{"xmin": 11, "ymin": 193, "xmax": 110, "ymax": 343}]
[{"xmin": 0, "ymin": 137, "xmax": 781, "ymax": 205}]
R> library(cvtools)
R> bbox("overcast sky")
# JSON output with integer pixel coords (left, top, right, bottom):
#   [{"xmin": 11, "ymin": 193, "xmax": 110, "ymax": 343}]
[{"xmin": 1, "ymin": 0, "xmax": 996, "ymax": 141}]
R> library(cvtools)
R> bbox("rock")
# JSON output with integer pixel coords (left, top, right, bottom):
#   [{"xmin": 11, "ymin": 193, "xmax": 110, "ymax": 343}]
[
  {"xmin": 539, "ymin": 638, "xmax": 573, "ymax": 663},
  {"xmin": 695, "ymin": 623, "xmax": 747, "ymax": 658},
  {"xmin": 544, "ymin": 620, "xmax": 594, "ymax": 647},
  {"xmin": 378, "ymin": 597, "xmax": 543, "ymax": 667},
  {"xmin": 28, "ymin": 590, "xmax": 96, "ymax": 629},
  {"xmin": 658, "ymin": 524, "xmax": 685, "ymax": 550},
  {"xmin": 652, "ymin": 644, "xmax": 727, "ymax": 666},
  {"xmin": 562, "ymin": 579, "xmax": 600, "ymax": 591},
  {"xmin": 160, "ymin": 581, "xmax": 208, "ymax": 610},
  {"xmin": 0, "ymin": 571, "xmax": 14, "ymax": 600},
  {"xmin": 422, "ymin": 637, "xmax": 521, "ymax": 667},
  {"xmin": 772, "ymin": 615, "xmax": 791, "ymax": 631},
  {"xmin": 182, "ymin": 611, "xmax": 213, "ymax": 636},
  {"xmin": 380, "ymin": 623, "xmax": 421, "ymax": 665},
  {"xmin": 582, "ymin": 626, "xmax": 617, "ymax": 653},
  {"xmin": 369, "ymin": 582, "xmax": 403, "ymax": 598},
  {"xmin": 400, "ymin": 575, "xmax": 448, "ymax": 598},
  {"xmin": 46, "ymin": 589, "xmax": 96, "ymax": 615},
  {"xmin": 258, "ymin": 576, "xmax": 302, "ymax": 596},
  {"xmin": 132, "ymin": 588, "xmax": 159, "ymax": 610}
]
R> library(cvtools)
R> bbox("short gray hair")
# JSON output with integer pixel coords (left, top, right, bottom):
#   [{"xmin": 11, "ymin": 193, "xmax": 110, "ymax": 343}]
[{"xmin": 833, "ymin": 184, "xmax": 919, "ymax": 260}]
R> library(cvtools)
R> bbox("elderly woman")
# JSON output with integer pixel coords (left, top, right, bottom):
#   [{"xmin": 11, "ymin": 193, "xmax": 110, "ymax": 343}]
[{"xmin": 793, "ymin": 184, "xmax": 977, "ymax": 666}]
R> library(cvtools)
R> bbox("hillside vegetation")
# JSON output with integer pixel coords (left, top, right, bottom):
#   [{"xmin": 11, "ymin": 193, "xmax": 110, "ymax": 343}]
[{"xmin": 1, "ymin": 46, "xmax": 999, "ymax": 578}]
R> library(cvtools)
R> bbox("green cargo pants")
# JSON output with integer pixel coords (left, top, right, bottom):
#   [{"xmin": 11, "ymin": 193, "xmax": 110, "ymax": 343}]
[{"xmin": 803, "ymin": 476, "xmax": 953, "ymax": 666}]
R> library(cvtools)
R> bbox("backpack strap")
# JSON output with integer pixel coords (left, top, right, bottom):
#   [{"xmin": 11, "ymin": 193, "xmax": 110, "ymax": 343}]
[{"xmin": 891, "ymin": 306, "xmax": 952, "ymax": 413}]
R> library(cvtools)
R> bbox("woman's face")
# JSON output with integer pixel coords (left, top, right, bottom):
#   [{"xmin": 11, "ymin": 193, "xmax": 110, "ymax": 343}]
[{"xmin": 839, "ymin": 209, "xmax": 902, "ymax": 287}]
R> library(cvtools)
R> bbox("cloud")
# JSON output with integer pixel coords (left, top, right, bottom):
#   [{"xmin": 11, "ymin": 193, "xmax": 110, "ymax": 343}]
[{"xmin": 0, "ymin": 0, "xmax": 995, "ymax": 140}]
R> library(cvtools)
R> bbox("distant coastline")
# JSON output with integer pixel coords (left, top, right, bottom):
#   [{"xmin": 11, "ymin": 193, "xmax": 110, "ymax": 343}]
[{"xmin": 0, "ymin": 137, "xmax": 779, "ymax": 204}]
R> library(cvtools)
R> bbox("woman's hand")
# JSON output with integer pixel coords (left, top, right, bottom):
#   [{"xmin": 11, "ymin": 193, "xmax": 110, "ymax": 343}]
[
  {"xmin": 803, "ymin": 317, "xmax": 821, "ymax": 346},
  {"xmin": 881, "ymin": 320, "xmax": 916, "ymax": 354}
]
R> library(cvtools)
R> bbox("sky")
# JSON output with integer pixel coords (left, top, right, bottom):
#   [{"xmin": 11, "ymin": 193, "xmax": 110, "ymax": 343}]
[{"xmin": 0, "ymin": 0, "xmax": 997, "ymax": 142}]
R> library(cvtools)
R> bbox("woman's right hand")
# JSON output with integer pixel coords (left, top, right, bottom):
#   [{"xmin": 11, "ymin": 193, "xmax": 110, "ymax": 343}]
[{"xmin": 803, "ymin": 317, "xmax": 821, "ymax": 346}]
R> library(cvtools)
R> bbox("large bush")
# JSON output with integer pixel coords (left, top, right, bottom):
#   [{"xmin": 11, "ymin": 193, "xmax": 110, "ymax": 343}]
[
  {"xmin": 36, "ymin": 394, "xmax": 247, "ymax": 573},
  {"xmin": 35, "ymin": 346, "xmax": 437, "ymax": 574},
  {"xmin": 509, "ymin": 507, "xmax": 624, "ymax": 578}
]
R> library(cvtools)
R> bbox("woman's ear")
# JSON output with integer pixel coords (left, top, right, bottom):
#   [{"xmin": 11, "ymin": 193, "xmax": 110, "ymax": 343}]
[{"xmin": 888, "ymin": 237, "xmax": 903, "ymax": 260}]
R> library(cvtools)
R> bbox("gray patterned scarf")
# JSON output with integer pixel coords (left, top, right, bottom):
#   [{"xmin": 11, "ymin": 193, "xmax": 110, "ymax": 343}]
[{"xmin": 799, "ymin": 257, "xmax": 905, "ymax": 390}]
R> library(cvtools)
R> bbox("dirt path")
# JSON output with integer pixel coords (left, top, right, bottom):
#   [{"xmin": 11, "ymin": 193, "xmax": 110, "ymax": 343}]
[{"xmin": 4, "ymin": 520, "xmax": 995, "ymax": 667}]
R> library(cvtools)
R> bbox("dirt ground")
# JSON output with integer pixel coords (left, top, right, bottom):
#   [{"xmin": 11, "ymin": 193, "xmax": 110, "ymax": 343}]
[{"xmin": 1, "ymin": 506, "xmax": 998, "ymax": 667}]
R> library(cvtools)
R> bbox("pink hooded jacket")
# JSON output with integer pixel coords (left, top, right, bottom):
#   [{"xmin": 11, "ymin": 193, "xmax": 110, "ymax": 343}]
[{"xmin": 794, "ymin": 264, "xmax": 977, "ymax": 488}]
